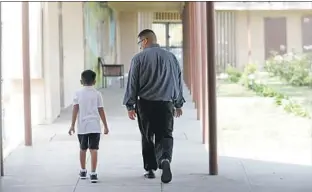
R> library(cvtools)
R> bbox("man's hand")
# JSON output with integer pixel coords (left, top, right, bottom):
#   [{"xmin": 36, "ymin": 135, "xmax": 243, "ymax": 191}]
[
  {"xmin": 104, "ymin": 127, "xmax": 109, "ymax": 135},
  {"xmin": 174, "ymin": 108, "xmax": 183, "ymax": 118},
  {"xmin": 68, "ymin": 126, "xmax": 75, "ymax": 136},
  {"xmin": 128, "ymin": 110, "xmax": 137, "ymax": 120}
]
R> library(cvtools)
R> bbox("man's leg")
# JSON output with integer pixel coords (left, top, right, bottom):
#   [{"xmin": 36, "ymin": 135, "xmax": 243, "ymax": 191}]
[
  {"xmin": 153, "ymin": 101, "xmax": 174, "ymax": 183},
  {"xmin": 78, "ymin": 134, "xmax": 88, "ymax": 179},
  {"xmin": 89, "ymin": 133, "xmax": 101, "ymax": 183},
  {"xmin": 137, "ymin": 99, "xmax": 158, "ymax": 178}
]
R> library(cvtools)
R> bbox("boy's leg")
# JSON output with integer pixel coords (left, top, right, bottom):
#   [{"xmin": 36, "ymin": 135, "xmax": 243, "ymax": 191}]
[
  {"xmin": 90, "ymin": 149, "xmax": 98, "ymax": 173},
  {"xmin": 88, "ymin": 133, "xmax": 101, "ymax": 183},
  {"xmin": 80, "ymin": 150, "xmax": 87, "ymax": 170},
  {"xmin": 78, "ymin": 134, "xmax": 89, "ymax": 179}
]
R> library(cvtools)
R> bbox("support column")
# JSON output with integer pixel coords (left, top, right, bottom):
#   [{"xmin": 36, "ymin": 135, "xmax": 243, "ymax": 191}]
[
  {"xmin": 22, "ymin": 2, "xmax": 32, "ymax": 146},
  {"xmin": 187, "ymin": 2, "xmax": 193, "ymax": 94},
  {"xmin": 201, "ymin": 3, "xmax": 208, "ymax": 144},
  {"xmin": 193, "ymin": 2, "xmax": 199, "ymax": 110},
  {"xmin": 0, "ymin": 2, "xmax": 3, "ymax": 176},
  {"xmin": 182, "ymin": 7, "xmax": 187, "ymax": 86},
  {"xmin": 138, "ymin": 12, "xmax": 153, "ymax": 31},
  {"xmin": 185, "ymin": 3, "xmax": 191, "ymax": 90},
  {"xmin": 195, "ymin": 2, "xmax": 202, "ymax": 120},
  {"xmin": 206, "ymin": 2, "xmax": 218, "ymax": 175},
  {"xmin": 190, "ymin": 2, "xmax": 195, "ymax": 103}
]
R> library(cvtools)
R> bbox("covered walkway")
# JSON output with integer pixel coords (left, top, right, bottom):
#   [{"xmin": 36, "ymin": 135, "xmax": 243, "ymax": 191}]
[
  {"xmin": 0, "ymin": 1, "xmax": 312, "ymax": 192},
  {"xmin": 1, "ymin": 82, "xmax": 311, "ymax": 191}
]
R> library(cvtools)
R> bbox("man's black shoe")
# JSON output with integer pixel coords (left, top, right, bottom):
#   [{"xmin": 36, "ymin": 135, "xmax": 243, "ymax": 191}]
[
  {"xmin": 161, "ymin": 159, "xmax": 172, "ymax": 183},
  {"xmin": 144, "ymin": 170, "xmax": 156, "ymax": 179}
]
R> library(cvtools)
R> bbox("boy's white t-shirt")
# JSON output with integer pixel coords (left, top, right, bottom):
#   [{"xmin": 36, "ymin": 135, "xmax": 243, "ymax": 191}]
[{"xmin": 73, "ymin": 86, "xmax": 104, "ymax": 134}]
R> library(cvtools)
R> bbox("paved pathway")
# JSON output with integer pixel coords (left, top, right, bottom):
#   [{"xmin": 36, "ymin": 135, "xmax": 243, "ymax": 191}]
[{"xmin": 0, "ymin": 82, "xmax": 312, "ymax": 191}]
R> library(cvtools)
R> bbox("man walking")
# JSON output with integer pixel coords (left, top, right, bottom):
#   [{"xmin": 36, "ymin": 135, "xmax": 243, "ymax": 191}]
[{"xmin": 123, "ymin": 29, "xmax": 185, "ymax": 184}]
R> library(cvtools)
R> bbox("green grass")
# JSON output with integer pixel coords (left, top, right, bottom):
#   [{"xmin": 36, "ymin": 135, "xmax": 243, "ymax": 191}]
[
  {"xmin": 256, "ymin": 72, "xmax": 312, "ymax": 113},
  {"xmin": 217, "ymin": 80, "xmax": 257, "ymax": 97}
]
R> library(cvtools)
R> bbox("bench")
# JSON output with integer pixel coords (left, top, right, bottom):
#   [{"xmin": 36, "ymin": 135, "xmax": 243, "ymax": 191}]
[{"xmin": 98, "ymin": 57, "xmax": 125, "ymax": 88}]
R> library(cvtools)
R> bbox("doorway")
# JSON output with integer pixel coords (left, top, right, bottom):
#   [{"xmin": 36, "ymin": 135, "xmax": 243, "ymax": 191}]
[
  {"xmin": 264, "ymin": 17, "xmax": 287, "ymax": 59},
  {"xmin": 301, "ymin": 15, "xmax": 312, "ymax": 53}
]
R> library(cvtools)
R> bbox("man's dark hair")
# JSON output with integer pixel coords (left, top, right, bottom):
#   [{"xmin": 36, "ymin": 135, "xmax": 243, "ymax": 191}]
[
  {"xmin": 138, "ymin": 29, "xmax": 157, "ymax": 42},
  {"xmin": 81, "ymin": 69, "xmax": 96, "ymax": 85}
]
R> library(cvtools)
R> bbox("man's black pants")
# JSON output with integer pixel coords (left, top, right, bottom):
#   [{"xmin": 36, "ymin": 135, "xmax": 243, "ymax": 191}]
[{"xmin": 136, "ymin": 98, "xmax": 174, "ymax": 171}]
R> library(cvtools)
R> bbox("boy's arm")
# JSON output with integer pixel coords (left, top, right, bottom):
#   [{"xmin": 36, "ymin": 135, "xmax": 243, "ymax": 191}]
[
  {"xmin": 97, "ymin": 92, "xmax": 108, "ymax": 129},
  {"xmin": 98, "ymin": 108, "xmax": 108, "ymax": 129},
  {"xmin": 71, "ymin": 104, "xmax": 79, "ymax": 128},
  {"xmin": 70, "ymin": 92, "xmax": 79, "ymax": 130}
]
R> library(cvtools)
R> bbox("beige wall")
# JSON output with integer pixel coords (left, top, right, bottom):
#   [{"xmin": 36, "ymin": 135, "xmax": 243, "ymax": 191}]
[
  {"xmin": 117, "ymin": 11, "xmax": 139, "ymax": 73},
  {"xmin": 42, "ymin": 2, "xmax": 84, "ymax": 123},
  {"xmin": 62, "ymin": 2, "xmax": 85, "ymax": 108},
  {"xmin": 235, "ymin": 10, "xmax": 312, "ymax": 69},
  {"xmin": 2, "ymin": 2, "xmax": 85, "ymax": 140}
]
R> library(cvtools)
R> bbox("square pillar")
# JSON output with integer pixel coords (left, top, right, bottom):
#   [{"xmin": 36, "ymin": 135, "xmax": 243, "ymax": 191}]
[
  {"xmin": 195, "ymin": 2, "xmax": 203, "ymax": 121},
  {"xmin": 200, "ymin": 3, "xmax": 208, "ymax": 144},
  {"xmin": 206, "ymin": 2, "xmax": 218, "ymax": 176},
  {"xmin": 190, "ymin": 2, "xmax": 195, "ymax": 103},
  {"xmin": 184, "ymin": 3, "xmax": 191, "ymax": 90}
]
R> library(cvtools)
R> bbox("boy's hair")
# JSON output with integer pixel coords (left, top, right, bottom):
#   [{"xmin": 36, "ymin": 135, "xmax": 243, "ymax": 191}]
[{"xmin": 81, "ymin": 70, "xmax": 96, "ymax": 85}]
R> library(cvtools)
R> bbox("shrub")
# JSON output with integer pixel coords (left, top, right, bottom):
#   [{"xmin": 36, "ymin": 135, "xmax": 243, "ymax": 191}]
[
  {"xmin": 244, "ymin": 71, "xmax": 310, "ymax": 118},
  {"xmin": 240, "ymin": 63, "xmax": 258, "ymax": 88},
  {"xmin": 265, "ymin": 52, "xmax": 312, "ymax": 86},
  {"xmin": 225, "ymin": 65, "xmax": 242, "ymax": 83}
]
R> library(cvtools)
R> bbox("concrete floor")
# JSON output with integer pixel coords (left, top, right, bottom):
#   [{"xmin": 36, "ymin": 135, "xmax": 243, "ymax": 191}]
[{"xmin": 1, "ymin": 83, "xmax": 312, "ymax": 192}]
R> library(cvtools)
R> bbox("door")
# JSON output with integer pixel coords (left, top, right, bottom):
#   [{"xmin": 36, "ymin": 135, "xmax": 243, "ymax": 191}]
[
  {"xmin": 264, "ymin": 17, "xmax": 287, "ymax": 59},
  {"xmin": 301, "ymin": 15, "xmax": 312, "ymax": 53}
]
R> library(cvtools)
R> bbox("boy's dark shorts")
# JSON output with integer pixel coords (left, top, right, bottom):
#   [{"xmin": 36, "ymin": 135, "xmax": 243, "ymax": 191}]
[{"xmin": 78, "ymin": 133, "xmax": 101, "ymax": 150}]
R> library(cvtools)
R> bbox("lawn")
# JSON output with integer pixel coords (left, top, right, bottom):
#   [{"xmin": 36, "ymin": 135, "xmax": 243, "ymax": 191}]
[
  {"xmin": 217, "ymin": 79, "xmax": 257, "ymax": 97},
  {"xmin": 256, "ymin": 72, "xmax": 312, "ymax": 113}
]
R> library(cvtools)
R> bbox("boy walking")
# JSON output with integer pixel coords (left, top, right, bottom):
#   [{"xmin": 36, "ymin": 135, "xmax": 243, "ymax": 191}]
[{"xmin": 68, "ymin": 70, "xmax": 109, "ymax": 183}]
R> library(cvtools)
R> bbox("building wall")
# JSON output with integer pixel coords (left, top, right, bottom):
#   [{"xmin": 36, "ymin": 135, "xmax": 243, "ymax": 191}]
[
  {"xmin": 235, "ymin": 10, "xmax": 312, "ymax": 69},
  {"xmin": 117, "ymin": 11, "xmax": 139, "ymax": 73},
  {"xmin": 2, "ymin": 2, "xmax": 86, "ymax": 155},
  {"xmin": 42, "ymin": 2, "xmax": 84, "ymax": 122},
  {"xmin": 1, "ymin": 2, "xmax": 48, "ymax": 153},
  {"xmin": 42, "ymin": 2, "xmax": 61, "ymax": 123},
  {"xmin": 61, "ymin": 2, "xmax": 84, "ymax": 108}
]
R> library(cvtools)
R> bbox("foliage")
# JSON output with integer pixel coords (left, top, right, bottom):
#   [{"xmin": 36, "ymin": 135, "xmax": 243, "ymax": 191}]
[
  {"xmin": 239, "ymin": 63, "xmax": 258, "ymax": 88},
  {"xmin": 242, "ymin": 64, "xmax": 310, "ymax": 118},
  {"xmin": 265, "ymin": 52, "xmax": 312, "ymax": 86},
  {"xmin": 244, "ymin": 63, "xmax": 257, "ymax": 75},
  {"xmin": 225, "ymin": 65, "xmax": 242, "ymax": 83}
]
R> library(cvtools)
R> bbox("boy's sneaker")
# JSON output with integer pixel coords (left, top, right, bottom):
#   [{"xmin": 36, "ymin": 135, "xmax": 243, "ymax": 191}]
[
  {"xmin": 90, "ymin": 173, "xmax": 98, "ymax": 183},
  {"xmin": 79, "ymin": 170, "xmax": 87, "ymax": 179}
]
